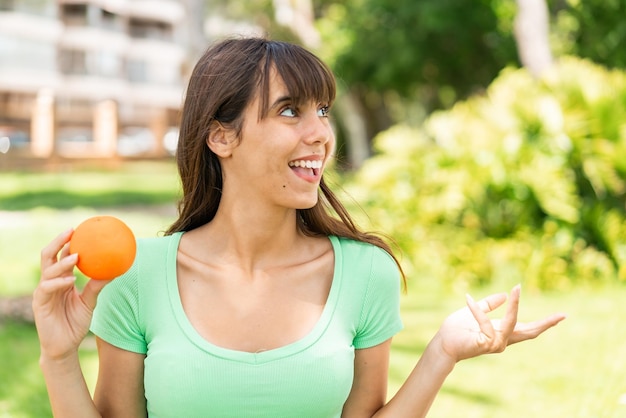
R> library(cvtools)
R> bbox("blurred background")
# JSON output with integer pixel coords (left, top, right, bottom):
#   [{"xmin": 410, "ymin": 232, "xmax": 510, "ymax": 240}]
[{"xmin": 1, "ymin": 0, "xmax": 625, "ymax": 416}]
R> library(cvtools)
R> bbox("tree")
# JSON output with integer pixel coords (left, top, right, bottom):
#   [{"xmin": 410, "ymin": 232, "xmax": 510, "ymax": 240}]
[
  {"xmin": 514, "ymin": 0, "xmax": 553, "ymax": 77},
  {"xmin": 317, "ymin": 0, "xmax": 519, "ymax": 160},
  {"xmin": 551, "ymin": 0, "xmax": 626, "ymax": 69},
  {"xmin": 201, "ymin": 0, "xmax": 522, "ymax": 167}
]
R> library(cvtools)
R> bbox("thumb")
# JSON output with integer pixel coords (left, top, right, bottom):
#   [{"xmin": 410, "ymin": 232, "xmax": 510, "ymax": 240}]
[{"xmin": 80, "ymin": 279, "xmax": 113, "ymax": 311}]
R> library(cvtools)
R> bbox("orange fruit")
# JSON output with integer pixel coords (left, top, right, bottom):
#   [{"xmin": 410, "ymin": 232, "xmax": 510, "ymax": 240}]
[{"xmin": 69, "ymin": 216, "xmax": 137, "ymax": 280}]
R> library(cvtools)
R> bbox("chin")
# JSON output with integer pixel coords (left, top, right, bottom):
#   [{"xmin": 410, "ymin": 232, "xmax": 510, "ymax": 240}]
[{"xmin": 293, "ymin": 195, "xmax": 319, "ymax": 210}]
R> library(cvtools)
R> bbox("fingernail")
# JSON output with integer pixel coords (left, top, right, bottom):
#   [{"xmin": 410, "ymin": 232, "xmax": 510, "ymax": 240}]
[
  {"xmin": 465, "ymin": 293, "xmax": 474, "ymax": 303},
  {"xmin": 67, "ymin": 253, "xmax": 78, "ymax": 261}
]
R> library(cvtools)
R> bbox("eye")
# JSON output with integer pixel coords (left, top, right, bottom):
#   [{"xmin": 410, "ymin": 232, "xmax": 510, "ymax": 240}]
[
  {"xmin": 317, "ymin": 105, "xmax": 330, "ymax": 117},
  {"xmin": 280, "ymin": 107, "xmax": 297, "ymax": 117}
]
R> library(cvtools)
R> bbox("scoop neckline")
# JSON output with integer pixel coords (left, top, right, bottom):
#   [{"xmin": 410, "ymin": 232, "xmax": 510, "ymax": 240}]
[{"xmin": 165, "ymin": 232, "xmax": 342, "ymax": 364}]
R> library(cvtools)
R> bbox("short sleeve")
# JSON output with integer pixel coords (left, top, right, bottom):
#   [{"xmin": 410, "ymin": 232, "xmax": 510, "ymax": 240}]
[
  {"xmin": 90, "ymin": 264, "xmax": 147, "ymax": 354},
  {"xmin": 352, "ymin": 247, "xmax": 403, "ymax": 349}
]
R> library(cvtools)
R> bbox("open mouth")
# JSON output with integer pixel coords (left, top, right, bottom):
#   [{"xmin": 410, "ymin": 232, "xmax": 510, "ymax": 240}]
[{"xmin": 288, "ymin": 159, "xmax": 323, "ymax": 177}]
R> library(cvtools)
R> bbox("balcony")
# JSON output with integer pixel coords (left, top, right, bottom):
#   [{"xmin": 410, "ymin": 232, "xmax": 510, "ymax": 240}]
[{"xmin": 126, "ymin": 0, "xmax": 184, "ymax": 25}]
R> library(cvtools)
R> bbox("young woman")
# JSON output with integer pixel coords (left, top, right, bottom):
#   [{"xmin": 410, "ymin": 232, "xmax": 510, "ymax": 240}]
[{"xmin": 33, "ymin": 37, "xmax": 565, "ymax": 418}]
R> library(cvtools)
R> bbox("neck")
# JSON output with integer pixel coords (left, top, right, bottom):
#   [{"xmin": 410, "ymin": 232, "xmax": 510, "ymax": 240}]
[{"xmin": 197, "ymin": 200, "xmax": 305, "ymax": 271}]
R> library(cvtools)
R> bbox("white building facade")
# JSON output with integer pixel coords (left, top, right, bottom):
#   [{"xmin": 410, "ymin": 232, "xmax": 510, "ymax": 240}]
[{"xmin": 0, "ymin": 0, "xmax": 188, "ymax": 159}]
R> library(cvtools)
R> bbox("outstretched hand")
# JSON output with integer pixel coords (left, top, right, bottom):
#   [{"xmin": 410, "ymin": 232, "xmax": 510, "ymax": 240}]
[{"xmin": 434, "ymin": 285, "xmax": 566, "ymax": 363}]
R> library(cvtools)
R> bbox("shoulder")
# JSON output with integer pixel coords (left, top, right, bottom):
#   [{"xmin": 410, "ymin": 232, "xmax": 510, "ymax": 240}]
[
  {"xmin": 330, "ymin": 235, "xmax": 399, "ymax": 272},
  {"xmin": 331, "ymin": 236, "xmax": 404, "ymax": 348},
  {"xmin": 92, "ymin": 234, "xmax": 180, "ymax": 343},
  {"xmin": 330, "ymin": 235, "xmax": 401, "ymax": 298},
  {"xmin": 99, "ymin": 233, "xmax": 180, "ymax": 294},
  {"xmin": 127, "ymin": 232, "xmax": 182, "ymax": 270},
  {"xmin": 136, "ymin": 232, "xmax": 181, "ymax": 256}
]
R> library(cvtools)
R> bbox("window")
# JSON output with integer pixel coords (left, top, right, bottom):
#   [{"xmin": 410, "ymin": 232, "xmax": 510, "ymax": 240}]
[
  {"xmin": 1, "ymin": 0, "xmax": 53, "ymax": 15},
  {"xmin": 0, "ymin": 0, "xmax": 14, "ymax": 11},
  {"xmin": 57, "ymin": 126, "xmax": 93, "ymax": 143},
  {"xmin": 127, "ymin": 59, "xmax": 147, "ymax": 82},
  {"xmin": 129, "ymin": 18, "xmax": 172, "ymax": 41},
  {"xmin": 0, "ymin": 35, "xmax": 56, "ymax": 72},
  {"xmin": 99, "ymin": 51, "xmax": 122, "ymax": 78},
  {"xmin": 56, "ymin": 98, "xmax": 93, "ymax": 122},
  {"xmin": 101, "ymin": 9, "xmax": 123, "ymax": 32},
  {"xmin": 59, "ymin": 49, "xmax": 87, "ymax": 75},
  {"xmin": 61, "ymin": 4, "xmax": 88, "ymax": 26}
]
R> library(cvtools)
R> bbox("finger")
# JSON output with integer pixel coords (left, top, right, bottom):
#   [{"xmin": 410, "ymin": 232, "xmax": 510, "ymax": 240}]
[
  {"xmin": 60, "ymin": 242, "xmax": 71, "ymax": 259},
  {"xmin": 508, "ymin": 313, "xmax": 567, "ymax": 345},
  {"xmin": 499, "ymin": 285, "xmax": 521, "ymax": 337},
  {"xmin": 42, "ymin": 253, "xmax": 78, "ymax": 281},
  {"xmin": 80, "ymin": 279, "xmax": 112, "ymax": 311},
  {"xmin": 465, "ymin": 293, "xmax": 496, "ymax": 340},
  {"xmin": 33, "ymin": 276, "xmax": 76, "ymax": 307},
  {"xmin": 476, "ymin": 292, "xmax": 507, "ymax": 313},
  {"xmin": 40, "ymin": 229, "xmax": 74, "ymax": 272}
]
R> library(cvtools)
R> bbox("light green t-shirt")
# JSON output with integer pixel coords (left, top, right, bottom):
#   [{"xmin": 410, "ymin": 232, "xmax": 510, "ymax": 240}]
[{"xmin": 91, "ymin": 233, "xmax": 403, "ymax": 418}]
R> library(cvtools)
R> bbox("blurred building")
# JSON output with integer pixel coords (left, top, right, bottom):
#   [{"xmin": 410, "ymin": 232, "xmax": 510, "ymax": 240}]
[{"xmin": 0, "ymin": 0, "xmax": 188, "ymax": 160}]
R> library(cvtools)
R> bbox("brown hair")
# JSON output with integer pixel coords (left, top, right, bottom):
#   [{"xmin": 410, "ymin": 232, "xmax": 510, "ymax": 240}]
[{"xmin": 166, "ymin": 37, "xmax": 404, "ymax": 282}]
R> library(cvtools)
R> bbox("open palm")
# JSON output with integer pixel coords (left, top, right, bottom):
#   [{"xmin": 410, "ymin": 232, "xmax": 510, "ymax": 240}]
[{"xmin": 436, "ymin": 286, "xmax": 566, "ymax": 363}]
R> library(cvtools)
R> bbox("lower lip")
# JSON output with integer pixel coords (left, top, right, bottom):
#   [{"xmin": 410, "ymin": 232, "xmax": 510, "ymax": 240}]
[{"xmin": 289, "ymin": 166, "xmax": 321, "ymax": 183}]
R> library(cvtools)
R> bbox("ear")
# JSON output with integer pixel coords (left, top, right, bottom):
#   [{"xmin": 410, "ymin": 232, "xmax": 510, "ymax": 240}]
[{"xmin": 206, "ymin": 121, "xmax": 237, "ymax": 157}]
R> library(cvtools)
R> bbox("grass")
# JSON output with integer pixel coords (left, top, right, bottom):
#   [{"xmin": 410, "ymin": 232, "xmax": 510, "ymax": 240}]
[
  {"xmin": 390, "ymin": 280, "xmax": 626, "ymax": 417},
  {"xmin": 3, "ymin": 285, "xmax": 625, "ymax": 417},
  {"xmin": 0, "ymin": 161, "xmax": 180, "ymax": 210},
  {"xmin": 0, "ymin": 161, "xmax": 180, "ymax": 295},
  {"xmin": 1, "ymin": 161, "xmax": 625, "ymax": 417},
  {"xmin": 0, "ymin": 322, "xmax": 98, "ymax": 418}
]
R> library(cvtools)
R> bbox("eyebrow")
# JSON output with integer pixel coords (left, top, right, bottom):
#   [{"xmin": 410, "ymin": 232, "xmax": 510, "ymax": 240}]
[{"xmin": 268, "ymin": 95, "xmax": 292, "ymax": 111}]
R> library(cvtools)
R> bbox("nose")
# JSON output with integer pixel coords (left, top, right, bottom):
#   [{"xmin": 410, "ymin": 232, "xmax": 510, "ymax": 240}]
[{"xmin": 302, "ymin": 109, "xmax": 333, "ymax": 146}]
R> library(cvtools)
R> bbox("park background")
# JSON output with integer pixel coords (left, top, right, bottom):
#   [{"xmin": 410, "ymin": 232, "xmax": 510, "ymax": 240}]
[{"xmin": 1, "ymin": 0, "xmax": 626, "ymax": 417}]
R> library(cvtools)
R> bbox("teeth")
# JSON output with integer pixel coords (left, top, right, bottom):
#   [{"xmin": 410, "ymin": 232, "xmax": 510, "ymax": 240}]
[{"xmin": 289, "ymin": 160, "xmax": 322, "ymax": 169}]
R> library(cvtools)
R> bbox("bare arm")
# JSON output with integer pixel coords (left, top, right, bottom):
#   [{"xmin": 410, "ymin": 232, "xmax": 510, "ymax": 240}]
[
  {"xmin": 38, "ymin": 340, "xmax": 146, "ymax": 418},
  {"xmin": 39, "ymin": 352, "xmax": 102, "ymax": 417},
  {"xmin": 341, "ymin": 338, "xmax": 453, "ymax": 418},
  {"xmin": 94, "ymin": 338, "xmax": 147, "ymax": 417},
  {"xmin": 342, "ymin": 340, "xmax": 392, "ymax": 417},
  {"xmin": 34, "ymin": 229, "xmax": 106, "ymax": 417},
  {"xmin": 343, "ymin": 286, "xmax": 566, "ymax": 418},
  {"xmin": 372, "ymin": 336, "xmax": 455, "ymax": 417},
  {"xmin": 33, "ymin": 229, "xmax": 145, "ymax": 417}
]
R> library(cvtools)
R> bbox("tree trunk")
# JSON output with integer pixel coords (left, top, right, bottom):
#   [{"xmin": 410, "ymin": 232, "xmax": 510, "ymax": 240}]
[
  {"xmin": 183, "ymin": 0, "xmax": 207, "ymax": 64},
  {"xmin": 514, "ymin": 0, "xmax": 553, "ymax": 77},
  {"xmin": 272, "ymin": 0, "xmax": 371, "ymax": 169},
  {"xmin": 272, "ymin": 0, "xmax": 320, "ymax": 48},
  {"xmin": 334, "ymin": 91, "xmax": 370, "ymax": 169}
]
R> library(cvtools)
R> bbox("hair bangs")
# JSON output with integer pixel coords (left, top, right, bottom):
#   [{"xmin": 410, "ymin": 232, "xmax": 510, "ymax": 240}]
[{"xmin": 259, "ymin": 41, "xmax": 336, "ymax": 117}]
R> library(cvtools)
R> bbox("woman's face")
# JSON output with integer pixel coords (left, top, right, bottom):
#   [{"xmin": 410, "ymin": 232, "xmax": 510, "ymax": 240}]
[{"xmin": 221, "ymin": 68, "xmax": 335, "ymax": 211}]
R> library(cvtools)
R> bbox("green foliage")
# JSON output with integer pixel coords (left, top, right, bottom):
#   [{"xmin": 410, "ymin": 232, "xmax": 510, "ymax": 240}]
[
  {"xmin": 348, "ymin": 57, "xmax": 626, "ymax": 289},
  {"xmin": 204, "ymin": 0, "xmax": 301, "ymax": 43},
  {"xmin": 551, "ymin": 0, "xmax": 626, "ymax": 69},
  {"xmin": 318, "ymin": 0, "xmax": 519, "ymax": 110}
]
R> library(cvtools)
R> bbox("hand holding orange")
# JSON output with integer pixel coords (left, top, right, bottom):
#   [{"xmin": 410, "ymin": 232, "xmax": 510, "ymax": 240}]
[{"xmin": 69, "ymin": 216, "xmax": 137, "ymax": 280}]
